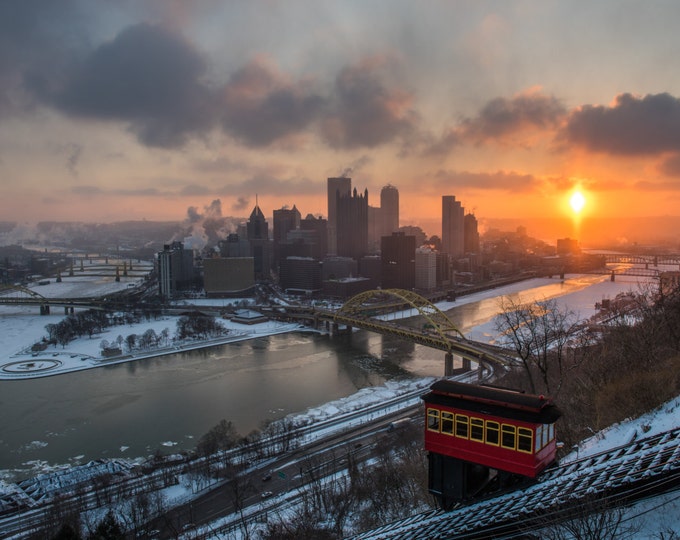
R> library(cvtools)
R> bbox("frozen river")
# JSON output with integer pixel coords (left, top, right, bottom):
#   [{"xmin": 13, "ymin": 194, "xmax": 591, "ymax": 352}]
[{"xmin": 0, "ymin": 272, "xmax": 646, "ymax": 481}]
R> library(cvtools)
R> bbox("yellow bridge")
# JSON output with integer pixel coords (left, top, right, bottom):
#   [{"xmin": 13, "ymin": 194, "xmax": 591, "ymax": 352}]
[{"xmin": 277, "ymin": 289, "xmax": 514, "ymax": 376}]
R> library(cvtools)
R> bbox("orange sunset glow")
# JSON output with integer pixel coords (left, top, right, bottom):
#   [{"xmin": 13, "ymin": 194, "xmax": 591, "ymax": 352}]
[{"xmin": 1, "ymin": 3, "xmax": 680, "ymax": 247}]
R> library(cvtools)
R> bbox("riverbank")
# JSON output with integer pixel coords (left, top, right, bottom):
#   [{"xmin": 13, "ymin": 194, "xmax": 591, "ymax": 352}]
[{"xmin": 0, "ymin": 271, "xmax": 640, "ymax": 381}]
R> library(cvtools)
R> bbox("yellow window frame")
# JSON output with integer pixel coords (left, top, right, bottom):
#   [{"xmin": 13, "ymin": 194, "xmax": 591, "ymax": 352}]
[
  {"xmin": 441, "ymin": 411, "xmax": 454, "ymax": 435},
  {"xmin": 470, "ymin": 418, "xmax": 484, "ymax": 442},
  {"xmin": 455, "ymin": 414, "xmax": 469, "ymax": 439},
  {"xmin": 485, "ymin": 420, "xmax": 500, "ymax": 446},
  {"xmin": 501, "ymin": 424, "xmax": 516, "ymax": 450},
  {"xmin": 517, "ymin": 427, "xmax": 533, "ymax": 454},
  {"xmin": 427, "ymin": 408, "xmax": 440, "ymax": 432}
]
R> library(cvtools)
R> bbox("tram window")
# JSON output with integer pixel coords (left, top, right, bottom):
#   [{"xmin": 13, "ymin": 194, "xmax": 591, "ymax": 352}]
[
  {"xmin": 501, "ymin": 424, "xmax": 516, "ymax": 450},
  {"xmin": 455, "ymin": 414, "xmax": 469, "ymax": 438},
  {"xmin": 518, "ymin": 427, "xmax": 533, "ymax": 453},
  {"xmin": 470, "ymin": 418, "xmax": 484, "ymax": 442},
  {"xmin": 535, "ymin": 425, "xmax": 543, "ymax": 451},
  {"xmin": 548, "ymin": 424, "xmax": 555, "ymax": 441},
  {"xmin": 427, "ymin": 409, "xmax": 440, "ymax": 432},
  {"xmin": 441, "ymin": 412, "xmax": 454, "ymax": 435},
  {"xmin": 486, "ymin": 421, "xmax": 499, "ymax": 446}
]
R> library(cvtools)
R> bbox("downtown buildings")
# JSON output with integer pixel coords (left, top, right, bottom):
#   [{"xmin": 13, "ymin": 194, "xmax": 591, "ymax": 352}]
[{"xmin": 159, "ymin": 178, "xmax": 485, "ymax": 299}]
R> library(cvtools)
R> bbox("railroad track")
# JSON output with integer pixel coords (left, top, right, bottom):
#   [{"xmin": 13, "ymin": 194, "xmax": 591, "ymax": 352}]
[{"xmin": 351, "ymin": 427, "xmax": 680, "ymax": 539}]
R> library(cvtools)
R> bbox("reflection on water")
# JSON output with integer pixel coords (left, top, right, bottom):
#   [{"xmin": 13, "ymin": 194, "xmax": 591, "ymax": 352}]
[{"xmin": 0, "ymin": 275, "xmax": 612, "ymax": 480}]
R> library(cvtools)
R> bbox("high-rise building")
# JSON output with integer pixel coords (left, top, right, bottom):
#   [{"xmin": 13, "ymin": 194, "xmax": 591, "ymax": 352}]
[
  {"xmin": 368, "ymin": 184, "xmax": 400, "ymax": 253},
  {"xmin": 381, "ymin": 231, "xmax": 415, "ymax": 290},
  {"xmin": 337, "ymin": 187, "xmax": 369, "ymax": 261},
  {"xmin": 157, "ymin": 241, "xmax": 194, "ymax": 299},
  {"xmin": 464, "ymin": 213, "xmax": 480, "ymax": 254},
  {"xmin": 415, "ymin": 247, "xmax": 437, "ymax": 291},
  {"xmin": 327, "ymin": 177, "xmax": 352, "ymax": 255},
  {"xmin": 273, "ymin": 205, "xmax": 301, "ymax": 269},
  {"xmin": 381, "ymin": 184, "xmax": 399, "ymax": 236},
  {"xmin": 442, "ymin": 195, "xmax": 465, "ymax": 258},
  {"xmin": 246, "ymin": 201, "xmax": 272, "ymax": 279},
  {"xmin": 279, "ymin": 257, "xmax": 323, "ymax": 294}
]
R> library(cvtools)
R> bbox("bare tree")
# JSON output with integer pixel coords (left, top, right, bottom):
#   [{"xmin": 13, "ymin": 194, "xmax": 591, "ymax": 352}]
[
  {"xmin": 494, "ymin": 296, "xmax": 581, "ymax": 395},
  {"xmin": 536, "ymin": 496, "xmax": 640, "ymax": 540}
]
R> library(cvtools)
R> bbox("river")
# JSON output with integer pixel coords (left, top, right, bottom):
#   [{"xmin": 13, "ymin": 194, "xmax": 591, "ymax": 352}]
[{"xmin": 0, "ymin": 273, "xmax": 639, "ymax": 481}]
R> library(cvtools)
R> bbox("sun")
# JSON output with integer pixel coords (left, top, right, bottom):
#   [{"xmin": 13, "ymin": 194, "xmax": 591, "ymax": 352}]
[{"xmin": 570, "ymin": 191, "xmax": 586, "ymax": 214}]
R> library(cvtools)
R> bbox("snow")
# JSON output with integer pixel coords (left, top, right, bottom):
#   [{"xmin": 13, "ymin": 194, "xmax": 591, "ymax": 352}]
[{"xmin": 1, "ymin": 265, "xmax": 679, "ymax": 536}]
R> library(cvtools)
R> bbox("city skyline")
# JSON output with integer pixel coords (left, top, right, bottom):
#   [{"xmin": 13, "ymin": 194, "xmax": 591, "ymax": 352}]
[{"xmin": 2, "ymin": 2, "xmax": 680, "ymax": 247}]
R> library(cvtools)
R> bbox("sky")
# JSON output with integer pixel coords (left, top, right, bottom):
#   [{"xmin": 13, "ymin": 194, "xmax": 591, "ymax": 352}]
[{"xmin": 2, "ymin": 1, "xmax": 680, "ymax": 243}]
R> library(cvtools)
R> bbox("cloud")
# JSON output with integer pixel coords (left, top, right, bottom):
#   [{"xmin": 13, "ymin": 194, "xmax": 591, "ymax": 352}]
[
  {"xmin": 180, "ymin": 184, "xmax": 212, "ymax": 196},
  {"xmin": 562, "ymin": 93, "xmax": 680, "ymax": 155},
  {"xmin": 228, "ymin": 173, "xmax": 322, "ymax": 198},
  {"xmin": 32, "ymin": 23, "xmax": 216, "ymax": 148},
  {"xmin": 659, "ymin": 154, "xmax": 680, "ymax": 178},
  {"xmin": 219, "ymin": 58, "xmax": 324, "ymax": 147},
  {"xmin": 428, "ymin": 90, "xmax": 565, "ymax": 154},
  {"xmin": 232, "ymin": 196, "xmax": 250, "ymax": 212},
  {"xmin": 320, "ymin": 59, "xmax": 419, "ymax": 149},
  {"xmin": 433, "ymin": 169, "xmax": 543, "ymax": 192}
]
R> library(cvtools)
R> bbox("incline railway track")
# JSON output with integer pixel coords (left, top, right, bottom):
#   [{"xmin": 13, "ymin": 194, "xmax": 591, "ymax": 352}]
[{"xmin": 351, "ymin": 427, "xmax": 680, "ymax": 539}]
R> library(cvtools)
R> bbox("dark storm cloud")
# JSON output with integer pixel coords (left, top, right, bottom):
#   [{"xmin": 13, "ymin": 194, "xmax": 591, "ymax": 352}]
[
  {"xmin": 461, "ymin": 93, "xmax": 565, "ymax": 141},
  {"xmin": 562, "ymin": 93, "xmax": 680, "ymax": 155},
  {"xmin": 427, "ymin": 92, "xmax": 565, "ymax": 154},
  {"xmin": 0, "ymin": 1, "xmax": 84, "ymax": 116},
  {"xmin": 33, "ymin": 23, "xmax": 216, "ymax": 148},
  {"xmin": 321, "ymin": 61, "xmax": 419, "ymax": 149},
  {"xmin": 433, "ymin": 170, "xmax": 542, "ymax": 192},
  {"xmin": 220, "ymin": 60, "xmax": 324, "ymax": 147}
]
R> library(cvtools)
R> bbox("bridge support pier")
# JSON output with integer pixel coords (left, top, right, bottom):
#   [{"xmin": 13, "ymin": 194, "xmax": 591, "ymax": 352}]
[
  {"xmin": 611, "ymin": 270, "xmax": 615, "ymax": 282},
  {"xmin": 40, "ymin": 304, "xmax": 50, "ymax": 315},
  {"xmin": 444, "ymin": 353, "xmax": 453, "ymax": 376}
]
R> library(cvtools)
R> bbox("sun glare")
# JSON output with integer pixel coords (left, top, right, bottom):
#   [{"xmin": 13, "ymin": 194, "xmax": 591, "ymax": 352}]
[{"xmin": 570, "ymin": 191, "xmax": 586, "ymax": 214}]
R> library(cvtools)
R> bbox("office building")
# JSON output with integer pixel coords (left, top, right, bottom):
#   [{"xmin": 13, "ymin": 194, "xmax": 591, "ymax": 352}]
[
  {"xmin": 273, "ymin": 205, "xmax": 301, "ymax": 269},
  {"xmin": 416, "ymin": 247, "xmax": 438, "ymax": 291},
  {"xmin": 381, "ymin": 184, "xmax": 399, "ymax": 236},
  {"xmin": 203, "ymin": 257, "xmax": 255, "ymax": 297},
  {"xmin": 327, "ymin": 177, "xmax": 352, "ymax": 255},
  {"xmin": 246, "ymin": 201, "xmax": 272, "ymax": 279},
  {"xmin": 381, "ymin": 232, "xmax": 415, "ymax": 290},
  {"xmin": 442, "ymin": 195, "xmax": 465, "ymax": 258},
  {"xmin": 279, "ymin": 257, "xmax": 323, "ymax": 294},
  {"xmin": 464, "ymin": 213, "xmax": 480, "ymax": 254},
  {"xmin": 300, "ymin": 214, "xmax": 328, "ymax": 261},
  {"xmin": 157, "ymin": 241, "xmax": 194, "ymax": 299},
  {"xmin": 337, "ymin": 187, "xmax": 369, "ymax": 261}
]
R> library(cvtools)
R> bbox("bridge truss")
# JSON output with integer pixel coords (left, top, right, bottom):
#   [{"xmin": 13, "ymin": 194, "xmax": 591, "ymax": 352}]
[{"xmin": 328, "ymin": 289, "xmax": 509, "ymax": 369}]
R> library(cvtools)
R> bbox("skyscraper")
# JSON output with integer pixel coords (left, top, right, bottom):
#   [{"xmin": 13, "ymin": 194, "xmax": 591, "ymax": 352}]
[
  {"xmin": 381, "ymin": 231, "xmax": 415, "ymax": 290},
  {"xmin": 442, "ymin": 195, "xmax": 465, "ymax": 258},
  {"xmin": 336, "ymin": 187, "xmax": 368, "ymax": 261},
  {"xmin": 327, "ymin": 177, "xmax": 352, "ymax": 255},
  {"xmin": 273, "ymin": 205, "xmax": 301, "ymax": 269},
  {"xmin": 464, "ymin": 213, "xmax": 480, "ymax": 254},
  {"xmin": 381, "ymin": 184, "xmax": 399, "ymax": 236},
  {"xmin": 246, "ymin": 201, "xmax": 271, "ymax": 279},
  {"xmin": 157, "ymin": 241, "xmax": 194, "ymax": 299}
]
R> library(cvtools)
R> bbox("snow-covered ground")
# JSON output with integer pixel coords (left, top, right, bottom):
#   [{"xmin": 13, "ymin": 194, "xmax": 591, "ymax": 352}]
[{"xmin": 1, "ymin": 267, "xmax": 679, "ymax": 538}]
